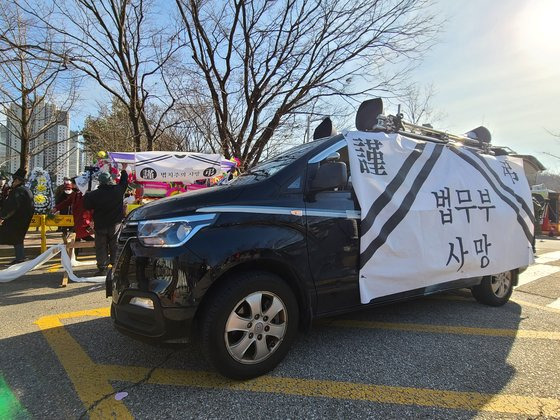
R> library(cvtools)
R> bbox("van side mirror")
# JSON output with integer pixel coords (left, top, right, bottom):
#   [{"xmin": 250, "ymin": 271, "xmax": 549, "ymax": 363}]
[{"xmin": 311, "ymin": 162, "xmax": 348, "ymax": 191}]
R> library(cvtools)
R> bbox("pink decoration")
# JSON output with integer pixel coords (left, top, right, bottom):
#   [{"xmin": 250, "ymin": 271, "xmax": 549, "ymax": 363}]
[
  {"xmin": 165, "ymin": 186, "xmax": 187, "ymax": 197},
  {"xmin": 186, "ymin": 184, "xmax": 207, "ymax": 191}
]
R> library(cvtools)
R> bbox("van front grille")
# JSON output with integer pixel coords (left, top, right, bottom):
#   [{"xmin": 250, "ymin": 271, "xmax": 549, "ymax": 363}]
[
  {"xmin": 116, "ymin": 222, "xmax": 138, "ymax": 260},
  {"xmin": 118, "ymin": 222, "xmax": 138, "ymax": 246}
]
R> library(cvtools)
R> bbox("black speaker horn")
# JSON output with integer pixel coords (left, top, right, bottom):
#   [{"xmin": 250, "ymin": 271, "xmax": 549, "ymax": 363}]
[
  {"xmin": 313, "ymin": 117, "xmax": 337, "ymax": 140},
  {"xmin": 465, "ymin": 126, "xmax": 492, "ymax": 144},
  {"xmin": 355, "ymin": 98, "xmax": 384, "ymax": 131}
]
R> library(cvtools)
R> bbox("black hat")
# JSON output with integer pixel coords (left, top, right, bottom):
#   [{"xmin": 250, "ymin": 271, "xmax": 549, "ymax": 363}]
[{"xmin": 13, "ymin": 168, "xmax": 27, "ymax": 181}]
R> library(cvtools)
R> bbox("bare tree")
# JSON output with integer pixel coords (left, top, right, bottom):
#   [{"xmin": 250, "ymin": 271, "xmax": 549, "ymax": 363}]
[
  {"xmin": 24, "ymin": 0, "xmax": 186, "ymax": 151},
  {"xmin": 176, "ymin": 0, "xmax": 439, "ymax": 168},
  {"xmin": 152, "ymin": 103, "xmax": 219, "ymax": 153},
  {"xmin": 535, "ymin": 171, "xmax": 560, "ymax": 191},
  {"xmin": 396, "ymin": 83, "xmax": 444, "ymax": 125},
  {"xmin": 545, "ymin": 128, "xmax": 560, "ymax": 139},
  {"xmin": 82, "ymin": 98, "xmax": 138, "ymax": 154},
  {"xmin": 82, "ymin": 95, "xmax": 219, "ymax": 154},
  {"xmin": 0, "ymin": 3, "xmax": 78, "ymax": 172}
]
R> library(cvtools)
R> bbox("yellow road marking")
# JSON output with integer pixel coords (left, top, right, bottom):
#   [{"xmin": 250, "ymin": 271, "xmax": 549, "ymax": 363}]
[
  {"xmin": 140, "ymin": 368, "xmax": 560, "ymax": 416},
  {"xmin": 47, "ymin": 264, "xmax": 61, "ymax": 273},
  {"xmin": 511, "ymin": 297, "xmax": 560, "ymax": 314},
  {"xmin": 82, "ymin": 363, "xmax": 560, "ymax": 417},
  {"xmin": 323, "ymin": 319, "xmax": 560, "ymax": 340},
  {"xmin": 46, "ymin": 259, "xmax": 97, "ymax": 273},
  {"xmin": 35, "ymin": 308, "xmax": 560, "ymax": 417},
  {"xmin": 428, "ymin": 293, "xmax": 560, "ymax": 315},
  {"xmin": 35, "ymin": 308, "xmax": 132, "ymax": 419}
]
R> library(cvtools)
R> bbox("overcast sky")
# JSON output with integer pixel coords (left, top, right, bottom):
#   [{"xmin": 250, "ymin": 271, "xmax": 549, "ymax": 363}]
[{"xmin": 407, "ymin": 0, "xmax": 560, "ymax": 172}]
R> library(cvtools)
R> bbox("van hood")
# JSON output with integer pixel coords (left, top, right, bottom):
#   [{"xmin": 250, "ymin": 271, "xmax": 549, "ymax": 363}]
[{"xmin": 128, "ymin": 183, "xmax": 247, "ymax": 221}]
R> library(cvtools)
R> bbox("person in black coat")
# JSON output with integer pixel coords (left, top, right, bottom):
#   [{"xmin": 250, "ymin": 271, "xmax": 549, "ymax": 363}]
[
  {"xmin": 84, "ymin": 165, "xmax": 128, "ymax": 275},
  {"xmin": 0, "ymin": 168, "xmax": 34, "ymax": 264},
  {"xmin": 0, "ymin": 175, "xmax": 9, "ymax": 210}
]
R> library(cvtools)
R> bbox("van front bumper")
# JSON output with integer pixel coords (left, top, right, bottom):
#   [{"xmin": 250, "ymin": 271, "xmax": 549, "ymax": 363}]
[
  {"xmin": 107, "ymin": 231, "xmax": 210, "ymax": 339},
  {"xmin": 111, "ymin": 289, "xmax": 196, "ymax": 343}
]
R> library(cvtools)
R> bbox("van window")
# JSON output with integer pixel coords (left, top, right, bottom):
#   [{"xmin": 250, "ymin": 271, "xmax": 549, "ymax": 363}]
[
  {"xmin": 287, "ymin": 176, "xmax": 302, "ymax": 189},
  {"xmin": 231, "ymin": 139, "xmax": 331, "ymax": 185}
]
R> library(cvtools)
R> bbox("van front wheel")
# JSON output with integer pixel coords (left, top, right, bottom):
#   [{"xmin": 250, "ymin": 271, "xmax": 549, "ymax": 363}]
[
  {"xmin": 471, "ymin": 270, "xmax": 515, "ymax": 306},
  {"xmin": 199, "ymin": 271, "xmax": 299, "ymax": 380}
]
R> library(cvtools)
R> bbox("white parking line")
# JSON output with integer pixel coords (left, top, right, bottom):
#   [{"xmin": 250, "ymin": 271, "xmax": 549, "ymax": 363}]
[
  {"xmin": 513, "ymin": 250, "xmax": 560, "ymax": 307},
  {"xmin": 516, "ymin": 264, "xmax": 560, "ymax": 288},
  {"xmin": 548, "ymin": 298, "xmax": 560, "ymax": 309},
  {"xmin": 534, "ymin": 250, "xmax": 560, "ymax": 264}
]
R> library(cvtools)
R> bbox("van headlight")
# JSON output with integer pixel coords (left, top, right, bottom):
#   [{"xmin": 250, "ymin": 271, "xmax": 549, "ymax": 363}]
[{"xmin": 137, "ymin": 214, "xmax": 216, "ymax": 247}]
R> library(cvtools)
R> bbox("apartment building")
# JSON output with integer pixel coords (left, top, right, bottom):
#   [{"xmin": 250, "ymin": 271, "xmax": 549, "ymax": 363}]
[{"xmin": 3, "ymin": 103, "xmax": 83, "ymax": 184}]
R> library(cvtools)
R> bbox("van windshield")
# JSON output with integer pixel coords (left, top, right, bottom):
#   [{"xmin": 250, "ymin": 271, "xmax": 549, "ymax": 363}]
[{"xmin": 231, "ymin": 139, "xmax": 329, "ymax": 184}]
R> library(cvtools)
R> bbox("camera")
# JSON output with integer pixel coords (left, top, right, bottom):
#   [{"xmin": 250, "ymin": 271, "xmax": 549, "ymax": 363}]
[
  {"xmin": 84, "ymin": 165, "xmax": 100, "ymax": 191},
  {"xmin": 84, "ymin": 165, "xmax": 100, "ymax": 173}
]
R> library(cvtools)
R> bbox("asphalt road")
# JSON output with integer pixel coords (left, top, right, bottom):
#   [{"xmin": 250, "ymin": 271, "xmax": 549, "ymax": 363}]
[{"xmin": 1, "ymin": 239, "xmax": 560, "ymax": 419}]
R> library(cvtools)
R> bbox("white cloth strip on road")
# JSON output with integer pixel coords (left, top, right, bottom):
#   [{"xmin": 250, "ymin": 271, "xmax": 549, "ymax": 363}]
[
  {"xmin": 0, "ymin": 244, "xmax": 104, "ymax": 283},
  {"xmin": 534, "ymin": 250, "xmax": 560, "ymax": 264},
  {"xmin": 515, "ymin": 264, "xmax": 560, "ymax": 288},
  {"xmin": 70, "ymin": 255, "xmax": 97, "ymax": 267}
]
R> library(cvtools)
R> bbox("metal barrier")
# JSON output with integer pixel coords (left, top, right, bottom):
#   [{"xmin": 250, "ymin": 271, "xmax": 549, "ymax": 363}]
[
  {"xmin": 29, "ymin": 215, "xmax": 74, "ymax": 253},
  {"xmin": 28, "ymin": 204, "xmax": 140, "ymax": 253},
  {"xmin": 126, "ymin": 203, "xmax": 142, "ymax": 214}
]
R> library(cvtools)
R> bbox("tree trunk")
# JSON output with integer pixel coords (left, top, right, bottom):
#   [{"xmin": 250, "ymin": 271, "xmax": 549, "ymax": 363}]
[
  {"xmin": 19, "ymin": 90, "xmax": 29, "ymax": 173},
  {"xmin": 142, "ymin": 116, "xmax": 153, "ymax": 151},
  {"xmin": 129, "ymin": 110, "xmax": 142, "ymax": 152},
  {"xmin": 19, "ymin": 139, "xmax": 29, "ymax": 172}
]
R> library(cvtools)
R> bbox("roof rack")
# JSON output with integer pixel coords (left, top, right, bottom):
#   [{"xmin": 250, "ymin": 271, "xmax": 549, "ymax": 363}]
[{"xmin": 355, "ymin": 98, "xmax": 509, "ymax": 156}]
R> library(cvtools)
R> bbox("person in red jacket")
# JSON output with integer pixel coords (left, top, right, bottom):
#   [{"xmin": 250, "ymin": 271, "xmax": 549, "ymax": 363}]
[{"xmin": 54, "ymin": 178, "xmax": 94, "ymax": 242}]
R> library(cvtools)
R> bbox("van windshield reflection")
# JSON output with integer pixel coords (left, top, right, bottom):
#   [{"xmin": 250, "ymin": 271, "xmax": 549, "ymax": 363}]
[{"xmin": 231, "ymin": 139, "xmax": 329, "ymax": 184}]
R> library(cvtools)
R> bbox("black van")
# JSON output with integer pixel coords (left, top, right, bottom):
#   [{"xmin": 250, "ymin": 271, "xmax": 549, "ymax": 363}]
[{"xmin": 108, "ymin": 131, "xmax": 522, "ymax": 379}]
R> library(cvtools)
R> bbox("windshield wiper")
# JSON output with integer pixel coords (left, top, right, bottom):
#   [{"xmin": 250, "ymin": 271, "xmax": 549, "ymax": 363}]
[{"xmin": 244, "ymin": 169, "xmax": 270, "ymax": 178}]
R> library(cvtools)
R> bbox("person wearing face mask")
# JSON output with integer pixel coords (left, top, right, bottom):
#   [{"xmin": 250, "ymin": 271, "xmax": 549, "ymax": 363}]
[
  {"xmin": 58, "ymin": 180, "xmax": 73, "ymax": 209},
  {"xmin": 53, "ymin": 177, "xmax": 94, "ymax": 243},
  {"xmin": 0, "ymin": 168, "xmax": 34, "ymax": 264},
  {"xmin": 53, "ymin": 179, "xmax": 73, "ymax": 233}
]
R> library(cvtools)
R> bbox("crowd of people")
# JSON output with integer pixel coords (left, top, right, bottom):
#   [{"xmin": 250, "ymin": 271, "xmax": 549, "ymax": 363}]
[{"xmin": 0, "ymin": 165, "xmax": 129, "ymax": 275}]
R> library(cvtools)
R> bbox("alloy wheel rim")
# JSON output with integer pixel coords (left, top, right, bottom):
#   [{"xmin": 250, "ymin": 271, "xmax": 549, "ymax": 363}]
[
  {"xmin": 491, "ymin": 271, "xmax": 512, "ymax": 298},
  {"xmin": 224, "ymin": 291, "xmax": 288, "ymax": 364}
]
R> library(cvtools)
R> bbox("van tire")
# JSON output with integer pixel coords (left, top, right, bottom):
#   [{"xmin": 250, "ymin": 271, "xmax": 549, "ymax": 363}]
[
  {"xmin": 471, "ymin": 271, "xmax": 515, "ymax": 306},
  {"xmin": 199, "ymin": 271, "xmax": 299, "ymax": 379}
]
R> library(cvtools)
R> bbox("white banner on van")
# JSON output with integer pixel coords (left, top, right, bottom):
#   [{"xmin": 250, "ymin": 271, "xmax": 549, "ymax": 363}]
[{"xmin": 345, "ymin": 131, "xmax": 535, "ymax": 304}]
